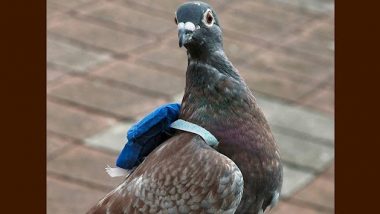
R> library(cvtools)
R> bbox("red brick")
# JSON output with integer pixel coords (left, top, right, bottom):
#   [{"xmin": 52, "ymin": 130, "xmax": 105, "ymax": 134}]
[
  {"xmin": 223, "ymin": 35, "xmax": 262, "ymax": 64},
  {"xmin": 47, "ymin": 68, "xmax": 65, "ymax": 83},
  {"xmin": 93, "ymin": 61, "xmax": 185, "ymax": 97},
  {"xmin": 47, "ymin": 1, "xmax": 66, "ymax": 20},
  {"xmin": 302, "ymin": 86, "xmax": 334, "ymax": 114},
  {"xmin": 47, "ymin": 134, "xmax": 73, "ymax": 158},
  {"xmin": 137, "ymin": 38, "xmax": 188, "ymax": 76},
  {"xmin": 272, "ymin": 201, "xmax": 332, "ymax": 214},
  {"xmin": 129, "ymin": 0, "xmax": 229, "ymax": 15},
  {"xmin": 245, "ymin": 49, "xmax": 333, "ymax": 84},
  {"xmin": 48, "ymin": 0, "xmax": 93, "ymax": 9},
  {"xmin": 47, "ymin": 176, "xmax": 107, "ymax": 214},
  {"xmin": 47, "ymin": 145, "xmax": 123, "ymax": 188},
  {"xmin": 47, "ymin": 38, "xmax": 111, "ymax": 73},
  {"xmin": 221, "ymin": 1, "xmax": 312, "ymax": 43},
  {"xmin": 287, "ymin": 21, "xmax": 334, "ymax": 60},
  {"xmin": 48, "ymin": 17, "xmax": 154, "ymax": 54},
  {"xmin": 293, "ymin": 175, "xmax": 335, "ymax": 209},
  {"xmin": 324, "ymin": 162, "xmax": 334, "ymax": 178},
  {"xmin": 81, "ymin": 1, "xmax": 174, "ymax": 35},
  {"xmin": 48, "ymin": 78, "xmax": 166, "ymax": 119},
  {"xmin": 238, "ymin": 66, "xmax": 319, "ymax": 101},
  {"xmin": 229, "ymin": 0, "xmax": 315, "ymax": 21},
  {"xmin": 262, "ymin": 0, "xmax": 334, "ymax": 15},
  {"xmin": 47, "ymin": 100, "xmax": 116, "ymax": 139}
]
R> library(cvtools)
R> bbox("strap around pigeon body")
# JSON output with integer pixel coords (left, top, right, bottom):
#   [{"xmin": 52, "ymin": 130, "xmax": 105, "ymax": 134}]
[
  {"xmin": 106, "ymin": 118, "xmax": 219, "ymax": 178},
  {"xmin": 170, "ymin": 119, "xmax": 219, "ymax": 147}
]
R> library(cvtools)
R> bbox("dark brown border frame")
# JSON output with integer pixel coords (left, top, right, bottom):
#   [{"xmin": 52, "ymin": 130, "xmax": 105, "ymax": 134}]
[
  {"xmin": 336, "ymin": 0, "xmax": 380, "ymax": 213},
  {"xmin": 0, "ymin": 1, "xmax": 46, "ymax": 213},
  {"xmin": 2, "ymin": 0, "xmax": 380, "ymax": 212}
]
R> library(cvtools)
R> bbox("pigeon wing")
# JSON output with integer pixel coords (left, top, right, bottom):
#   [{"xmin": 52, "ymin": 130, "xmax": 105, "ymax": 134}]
[{"xmin": 88, "ymin": 133, "xmax": 244, "ymax": 214}]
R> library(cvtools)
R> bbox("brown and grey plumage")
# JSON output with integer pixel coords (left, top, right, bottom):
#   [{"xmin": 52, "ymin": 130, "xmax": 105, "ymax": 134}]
[
  {"xmin": 88, "ymin": 1, "xmax": 282, "ymax": 213},
  {"xmin": 88, "ymin": 134, "xmax": 243, "ymax": 213}
]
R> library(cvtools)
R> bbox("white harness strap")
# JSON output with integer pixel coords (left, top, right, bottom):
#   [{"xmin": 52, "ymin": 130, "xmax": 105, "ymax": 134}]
[
  {"xmin": 106, "ymin": 119, "xmax": 220, "ymax": 178},
  {"xmin": 170, "ymin": 119, "xmax": 219, "ymax": 147}
]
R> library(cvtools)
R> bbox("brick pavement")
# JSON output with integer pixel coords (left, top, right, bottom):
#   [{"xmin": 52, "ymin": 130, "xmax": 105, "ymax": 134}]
[{"xmin": 47, "ymin": 0, "xmax": 334, "ymax": 213}]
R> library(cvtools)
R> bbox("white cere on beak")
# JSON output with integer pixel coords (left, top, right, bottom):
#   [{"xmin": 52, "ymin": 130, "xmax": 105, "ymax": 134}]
[
  {"xmin": 178, "ymin": 22, "xmax": 196, "ymax": 32},
  {"xmin": 177, "ymin": 22, "xmax": 185, "ymax": 30}
]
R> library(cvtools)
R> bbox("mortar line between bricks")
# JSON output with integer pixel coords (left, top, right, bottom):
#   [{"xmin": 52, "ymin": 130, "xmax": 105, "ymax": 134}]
[
  {"xmin": 47, "ymin": 54, "xmax": 125, "ymax": 79},
  {"xmin": 265, "ymin": 0, "xmax": 334, "ymax": 17},
  {"xmin": 47, "ymin": 32, "xmax": 120, "ymax": 56},
  {"xmin": 320, "ymin": 169, "xmax": 334, "ymax": 178},
  {"xmin": 67, "ymin": 4, "xmax": 179, "ymax": 46},
  {"xmin": 122, "ymin": 38, "xmax": 170, "ymax": 61},
  {"xmin": 272, "ymin": 124, "xmax": 334, "ymax": 148},
  {"xmin": 84, "ymin": 74, "xmax": 173, "ymax": 100},
  {"xmin": 309, "ymin": 106, "xmax": 333, "ymax": 116},
  {"xmin": 277, "ymin": 15, "xmax": 334, "ymax": 57},
  {"xmin": 50, "ymin": 0, "xmax": 96, "ymax": 12},
  {"xmin": 122, "ymin": 0, "xmax": 172, "ymax": 19},
  {"xmin": 47, "ymin": 95, "xmax": 134, "ymax": 121},
  {"xmin": 275, "ymin": 23, "xmax": 331, "ymax": 63},
  {"xmin": 47, "ymin": 61, "xmax": 175, "ymax": 100},
  {"xmin": 122, "ymin": 28, "xmax": 176, "ymax": 59},
  {"xmin": 47, "ymin": 2, "xmax": 72, "ymax": 25},
  {"xmin": 254, "ymin": 90, "xmax": 310, "ymax": 107},
  {"xmin": 255, "ymin": 91, "xmax": 334, "ymax": 143},
  {"xmin": 69, "ymin": 10, "xmax": 153, "ymax": 39},
  {"xmin": 47, "ymin": 170, "xmax": 113, "ymax": 192},
  {"xmin": 47, "ymin": 64, "xmax": 91, "ymax": 94},
  {"xmin": 46, "ymin": 70, "xmax": 68, "ymax": 87},
  {"xmin": 47, "ymin": 130, "xmax": 120, "ymax": 157},
  {"xmin": 223, "ymin": 17, "xmax": 332, "ymax": 65},
  {"xmin": 255, "ymin": 88, "xmax": 333, "ymax": 118},
  {"xmin": 228, "ymin": 7, "xmax": 321, "ymax": 29},
  {"xmin": 47, "ymin": 1, "xmax": 69, "ymax": 10},
  {"xmin": 47, "ymin": 127, "xmax": 330, "ymax": 176},
  {"xmin": 282, "ymin": 161, "xmax": 334, "ymax": 196},
  {"xmin": 118, "ymin": 0, "xmax": 231, "ymax": 48},
  {"xmin": 294, "ymin": 103, "xmax": 334, "ymax": 117},
  {"xmin": 47, "ymin": 143, "xmax": 77, "ymax": 162},
  {"xmin": 223, "ymin": 26, "xmax": 327, "ymax": 66},
  {"xmin": 222, "ymin": 28, "xmax": 281, "ymax": 51},
  {"xmin": 47, "ymin": 64, "xmax": 174, "ymax": 101},
  {"xmin": 67, "ymin": 1, "xmax": 328, "ymax": 65},
  {"xmin": 285, "ymin": 197, "xmax": 335, "ymax": 212},
  {"xmin": 90, "ymin": 2, "xmax": 178, "ymax": 55},
  {"xmin": 282, "ymin": 161, "xmax": 321, "ymax": 174},
  {"xmin": 47, "ymin": 76, "xmax": 76, "ymax": 94},
  {"xmin": 49, "ymin": 30, "xmax": 161, "ymax": 60},
  {"xmin": 135, "ymin": 60, "xmax": 186, "ymax": 77},
  {"xmin": 46, "ymin": 59, "xmax": 115, "ymax": 78},
  {"xmin": 245, "ymin": 56, "xmax": 329, "ymax": 85},
  {"xmin": 228, "ymin": 0, "xmax": 327, "ymax": 18},
  {"xmin": 221, "ymin": 9, "xmax": 316, "ymax": 48},
  {"xmin": 123, "ymin": 0, "xmax": 232, "ymax": 21},
  {"xmin": 274, "ymin": 17, "xmax": 328, "ymax": 53},
  {"xmin": 297, "ymin": 73, "xmax": 334, "ymax": 102}
]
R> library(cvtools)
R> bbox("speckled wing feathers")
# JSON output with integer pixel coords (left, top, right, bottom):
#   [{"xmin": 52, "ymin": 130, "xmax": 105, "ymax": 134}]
[{"xmin": 88, "ymin": 133, "xmax": 244, "ymax": 214}]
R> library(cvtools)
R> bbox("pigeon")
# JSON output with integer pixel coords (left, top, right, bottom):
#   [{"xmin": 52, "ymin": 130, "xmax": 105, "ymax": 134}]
[{"xmin": 87, "ymin": 1, "xmax": 282, "ymax": 214}]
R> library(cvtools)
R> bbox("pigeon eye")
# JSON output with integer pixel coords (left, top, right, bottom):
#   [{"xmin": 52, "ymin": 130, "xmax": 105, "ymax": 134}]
[
  {"xmin": 206, "ymin": 12, "xmax": 213, "ymax": 24},
  {"xmin": 203, "ymin": 9, "xmax": 214, "ymax": 27}
]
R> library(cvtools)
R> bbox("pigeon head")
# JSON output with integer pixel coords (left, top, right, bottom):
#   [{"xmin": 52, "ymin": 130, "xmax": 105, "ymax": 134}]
[{"xmin": 175, "ymin": 1, "xmax": 222, "ymax": 57}]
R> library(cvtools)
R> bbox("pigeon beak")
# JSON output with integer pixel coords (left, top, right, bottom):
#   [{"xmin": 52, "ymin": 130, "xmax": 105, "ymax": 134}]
[
  {"xmin": 177, "ymin": 22, "xmax": 196, "ymax": 48},
  {"xmin": 178, "ymin": 28, "xmax": 187, "ymax": 48}
]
